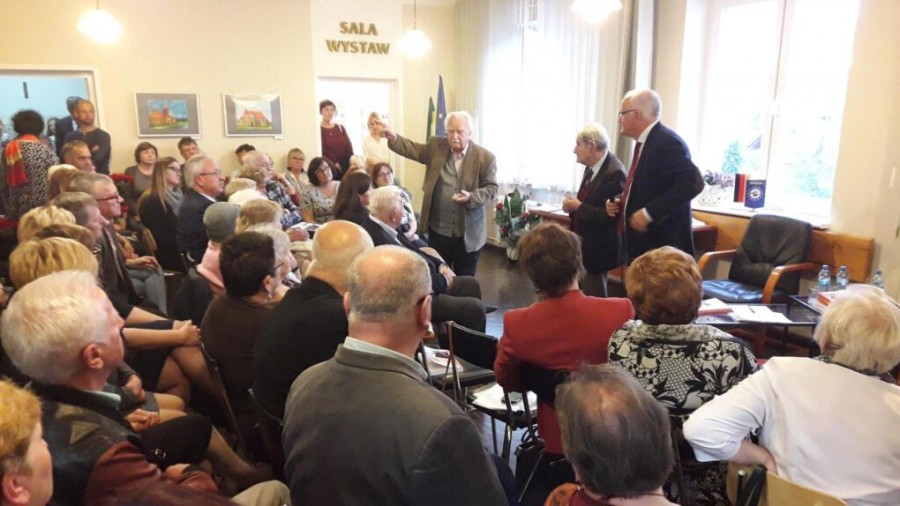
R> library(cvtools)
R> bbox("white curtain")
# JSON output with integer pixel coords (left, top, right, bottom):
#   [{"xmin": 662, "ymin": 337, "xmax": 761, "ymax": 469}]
[{"xmin": 458, "ymin": 0, "xmax": 633, "ymax": 191}]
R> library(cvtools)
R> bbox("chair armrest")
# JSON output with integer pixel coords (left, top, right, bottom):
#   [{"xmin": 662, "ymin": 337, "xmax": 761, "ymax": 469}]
[
  {"xmin": 761, "ymin": 262, "xmax": 819, "ymax": 303},
  {"xmin": 697, "ymin": 249, "xmax": 737, "ymax": 276}
]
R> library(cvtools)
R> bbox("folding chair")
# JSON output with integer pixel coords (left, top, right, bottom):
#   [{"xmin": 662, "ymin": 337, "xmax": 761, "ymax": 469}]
[
  {"xmin": 198, "ymin": 341, "xmax": 250, "ymax": 459},
  {"xmin": 248, "ymin": 388, "xmax": 285, "ymax": 481},
  {"xmin": 727, "ymin": 463, "xmax": 847, "ymax": 506}
]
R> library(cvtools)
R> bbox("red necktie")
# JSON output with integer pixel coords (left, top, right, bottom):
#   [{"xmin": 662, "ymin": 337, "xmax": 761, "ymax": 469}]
[
  {"xmin": 617, "ymin": 141, "xmax": 642, "ymax": 235},
  {"xmin": 576, "ymin": 165, "xmax": 593, "ymax": 201}
]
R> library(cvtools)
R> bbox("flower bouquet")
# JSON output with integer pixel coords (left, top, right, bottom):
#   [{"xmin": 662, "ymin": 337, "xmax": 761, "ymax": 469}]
[{"xmin": 494, "ymin": 188, "xmax": 540, "ymax": 249}]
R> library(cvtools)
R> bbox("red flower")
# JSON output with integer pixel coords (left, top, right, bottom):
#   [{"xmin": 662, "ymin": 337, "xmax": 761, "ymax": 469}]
[{"xmin": 495, "ymin": 202, "xmax": 504, "ymax": 211}]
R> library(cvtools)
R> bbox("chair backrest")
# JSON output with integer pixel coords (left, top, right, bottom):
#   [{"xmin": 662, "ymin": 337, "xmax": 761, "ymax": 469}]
[
  {"xmin": 172, "ymin": 268, "xmax": 213, "ymax": 324},
  {"xmin": 727, "ymin": 463, "xmax": 847, "ymax": 506},
  {"xmin": 519, "ymin": 362, "xmax": 571, "ymax": 406},
  {"xmin": 198, "ymin": 341, "xmax": 249, "ymax": 458},
  {"xmin": 729, "ymin": 214, "xmax": 812, "ymax": 293},
  {"xmin": 446, "ymin": 322, "xmax": 499, "ymax": 370},
  {"xmin": 248, "ymin": 388, "xmax": 285, "ymax": 481},
  {"xmin": 142, "ymin": 227, "xmax": 158, "ymax": 254}
]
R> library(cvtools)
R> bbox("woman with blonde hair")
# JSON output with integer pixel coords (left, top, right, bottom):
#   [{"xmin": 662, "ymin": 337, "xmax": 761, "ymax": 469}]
[
  {"xmin": 138, "ymin": 156, "xmax": 185, "ymax": 272},
  {"xmin": 363, "ymin": 111, "xmax": 391, "ymax": 163},
  {"xmin": 16, "ymin": 204, "xmax": 75, "ymax": 242},
  {"xmin": 610, "ymin": 246, "xmax": 757, "ymax": 504},
  {"xmin": 47, "ymin": 164, "xmax": 81, "ymax": 199},
  {"xmin": 284, "ymin": 147, "xmax": 309, "ymax": 194}
]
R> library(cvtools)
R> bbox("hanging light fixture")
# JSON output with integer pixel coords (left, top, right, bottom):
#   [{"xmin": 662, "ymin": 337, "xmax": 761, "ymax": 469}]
[
  {"xmin": 78, "ymin": 0, "xmax": 123, "ymax": 44},
  {"xmin": 401, "ymin": 0, "xmax": 432, "ymax": 58},
  {"xmin": 571, "ymin": 0, "xmax": 623, "ymax": 24}
]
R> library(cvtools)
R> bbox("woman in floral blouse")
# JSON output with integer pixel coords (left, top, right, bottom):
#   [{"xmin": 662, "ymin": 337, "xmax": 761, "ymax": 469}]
[
  {"xmin": 300, "ymin": 157, "xmax": 340, "ymax": 224},
  {"xmin": 608, "ymin": 246, "xmax": 757, "ymax": 505}
]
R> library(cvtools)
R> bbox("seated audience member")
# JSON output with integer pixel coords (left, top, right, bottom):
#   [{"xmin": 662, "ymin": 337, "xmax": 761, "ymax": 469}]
[
  {"xmin": 494, "ymin": 223, "xmax": 634, "ymax": 462},
  {"xmin": 178, "ymin": 155, "xmax": 225, "ymax": 265},
  {"xmin": 107, "ymin": 480, "xmax": 290, "ymax": 506},
  {"xmin": 47, "ymin": 165, "xmax": 81, "ymax": 199},
  {"xmin": 253, "ymin": 220, "xmax": 373, "ymax": 418},
  {"xmin": 283, "ymin": 246, "xmax": 508, "ymax": 505},
  {"xmin": 362, "ymin": 185, "xmax": 487, "ymax": 332},
  {"xmin": 369, "ymin": 161, "xmax": 422, "ymax": 245},
  {"xmin": 346, "ymin": 154, "xmax": 366, "ymax": 174},
  {"xmin": 16, "ymin": 205, "xmax": 76, "ymax": 242},
  {"xmin": 684, "ymin": 284, "xmax": 900, "ymax": 505},
  {"xmin": 332, "ymin": 171, "xmax": 372, "ymax": 224},
  {"xmin": 0, "ymin": 110, "xmax": 58, "ymax": 220},
  {"xmin": 546, "ymin": 364, "xmax": 677, "ymax": 506},
  {"xmin": 1, "ymin": 272, "xmax": 279, "ymax": 505},
  {"xmin": 124, "ymin": 142, "xmax": 158, "ymax": 195},
  {"xmin": 177, "ymin": 137, "xmax": 200, "ymax": 166},
  {"xmin": 234, "ymin": 144, "xmax": 255, "ymax": 168},
  {"xmin": 228, "ymin": 188, "xmax": 264, "ymax": 207},
  {"xmin": 49, "ymin": 192, "xmax": 211, "ymax": 404},
  {"xmin": 138, "ymin": 156, "xmax": 186, "ymax": 272},
  {"xmin": 246, "ymin": 225, "xmax": 299, "ymax": 290},
  {"xmin": 60, "ymin": 140, "xmax": 95, "ymax": 173},
  {"xmin": 283, "ymin": 148, "xmax": 309, "ymax": 195},
  {"xmin": 1, "ymin": 271, "xmax": 218, "ymax": 504},
  {"xmin": 0, "ymin": 380, "xmax": 53, "ymax": 506},
  {"xmin": 197, "ymin": 203, "xmax": 241, "ymax": 296},
  {"xmin": 299, "ymin": 157, "xmax": 339, "ymax": 224},
  {"xmin": 70, "ymin": 173, "xmax": 167, "ymax": 313},
  {"xmin": 202, "ymin": 231, "xmax": 290, "ymax": 416},
  {"xmin": 609, "ymin": 246, "xmax": 757, "ymax": 504},
  {"xmin": 242, "ymin": 151, "xmax": 303, "ymax": 228}
]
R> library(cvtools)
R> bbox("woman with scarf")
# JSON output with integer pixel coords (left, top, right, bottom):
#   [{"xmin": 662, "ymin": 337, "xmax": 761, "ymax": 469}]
[
  {"xmin": 138, "ymin": 156, "xmax": 186, "ymax": 272},
  {"xmin": 0, "ymin": 110, "xmax": 58, "ymax": 220}
]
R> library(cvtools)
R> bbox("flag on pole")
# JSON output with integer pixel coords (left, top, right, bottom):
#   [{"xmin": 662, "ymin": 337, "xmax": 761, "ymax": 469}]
[
  {"xmin": 435, "ymin": 75, "xmax": 447, "ymax": 136},
  {"xmin": 426, "ymin": 96, "xmax": 436, "ymax": 140}
]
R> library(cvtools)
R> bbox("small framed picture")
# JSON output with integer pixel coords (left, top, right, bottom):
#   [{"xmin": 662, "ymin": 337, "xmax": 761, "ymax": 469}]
[
  {"xmin": 222, "ymin": 93, "xmax": 283, "ymax": 137},
  {"xmin": 134, "ymin": 93, "xmax": 201, "ymax": 138}
]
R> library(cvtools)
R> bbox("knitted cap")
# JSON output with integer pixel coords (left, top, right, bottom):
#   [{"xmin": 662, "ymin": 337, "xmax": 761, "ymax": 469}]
[{"xmin": 203, "ymin": 202, "xmax": 240, "ymax": 243}]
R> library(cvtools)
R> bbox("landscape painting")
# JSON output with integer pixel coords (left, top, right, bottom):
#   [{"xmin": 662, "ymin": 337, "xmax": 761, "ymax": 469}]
[
  {"xmin": 223, "ymin": 93, "xmax": 283, "ymax": 137},
  {"xmin": 135, "ymin": 93, "xmax": 200, "ymax": 137}
]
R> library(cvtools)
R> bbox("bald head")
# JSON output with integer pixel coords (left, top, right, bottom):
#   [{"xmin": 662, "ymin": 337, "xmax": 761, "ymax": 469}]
[
  {"xmin": 308, "ymin": 220, "xmax": 374, "ymax": 284},
  {"xmin": 346, "ymin": 246, "xmax": 432, "ymax": 348}
]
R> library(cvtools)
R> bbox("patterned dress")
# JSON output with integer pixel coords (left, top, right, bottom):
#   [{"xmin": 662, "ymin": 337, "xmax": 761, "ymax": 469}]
[
  {"xmin": 608, "ymin": 321, "xmax": 758, "ymax": 505},
  {"xmin": 0, "ymin": 140, "xmax": 56, "ymax": 220},
  {"xmin": 300, "ymin": 183, "xmax": 338, "ymax": 224}
]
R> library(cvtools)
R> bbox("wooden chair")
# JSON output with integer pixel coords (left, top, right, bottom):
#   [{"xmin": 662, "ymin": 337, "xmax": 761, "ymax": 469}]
[{"xmin": 727, "ymin": 463, "xmax": 847, "ymax": 506}]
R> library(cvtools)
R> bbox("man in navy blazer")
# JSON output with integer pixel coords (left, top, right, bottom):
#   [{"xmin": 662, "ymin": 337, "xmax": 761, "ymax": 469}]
[
  {"xmin": 54, "ymin": 96, "xmax": 81, "ymax": 156},
  {"xmin": 177, "ymin": 154, "xmax": 225, "ymax": 264},
  {"xmin": 563, "ymin": 123, "xmax": 626, "ymax": 296},
  {"xmin": 606, "ymin": 89, "xmax": 704, "ymax": 263}
]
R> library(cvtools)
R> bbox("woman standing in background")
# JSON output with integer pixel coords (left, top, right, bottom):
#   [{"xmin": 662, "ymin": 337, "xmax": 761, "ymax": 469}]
[{"xmin": 319, "ymin": 99, "xmax": 353, "ymax": 180}]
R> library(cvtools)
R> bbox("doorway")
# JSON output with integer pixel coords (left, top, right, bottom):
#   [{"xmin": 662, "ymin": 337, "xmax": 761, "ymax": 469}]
[
  {"xmin": 315, "ymin": 77, "xmax": 397, "ymax": 167},
  {"xmin": 0, "ymin": 69, "xmax": 95, "ymax": 144}
]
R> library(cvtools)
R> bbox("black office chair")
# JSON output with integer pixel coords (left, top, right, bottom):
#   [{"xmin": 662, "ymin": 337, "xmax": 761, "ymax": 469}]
[{"xmin": 700, "ymin": 214, "xmax": 815, "ymax": 303}]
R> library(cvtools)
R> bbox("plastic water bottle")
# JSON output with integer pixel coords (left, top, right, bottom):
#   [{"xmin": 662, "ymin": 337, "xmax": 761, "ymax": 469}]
[
  {"xmin": 817, "ymin": 265, "xmax": 831, "ymax": 293},
  {"xmin": 836, "ymin": 266, "xmax": 849, "ymax": 290},
  {"xmin": 871, "ymin": 269, "xmax": 885, "ymax": 289}
]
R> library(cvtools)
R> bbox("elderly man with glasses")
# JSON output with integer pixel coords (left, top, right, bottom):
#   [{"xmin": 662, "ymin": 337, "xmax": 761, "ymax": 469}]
[{"xmin": 177, "ymin": 154, "xmax": 226, "ymax": 265}]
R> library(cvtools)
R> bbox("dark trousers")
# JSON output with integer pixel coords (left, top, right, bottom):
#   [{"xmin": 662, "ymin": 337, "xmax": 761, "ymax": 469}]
[
  {"xmin": 432, "ymin": 276, "xmax": 486, "ymax": 332},
  {"xmin": 428, "ymin": 229, "xmax": 481, "ymax": 277}
]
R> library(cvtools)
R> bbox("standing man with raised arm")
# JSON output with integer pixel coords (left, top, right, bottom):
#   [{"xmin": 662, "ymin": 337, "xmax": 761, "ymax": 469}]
[
  {"xmin": 606, "ymin": 89, "xmax": 704, "ymax": 263},
  {"xmin": 380, "ymin": 111, "xmax": 498, "ymax": 276},
  {"xmin": 562, "ymin": 123, "xmax": 626, "ymax": 297}
]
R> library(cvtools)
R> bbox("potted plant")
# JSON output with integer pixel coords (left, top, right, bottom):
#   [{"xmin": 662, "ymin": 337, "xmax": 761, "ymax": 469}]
[{"xmin": 494, "ymin": 188, "xmax": 540, "ymax": 261}]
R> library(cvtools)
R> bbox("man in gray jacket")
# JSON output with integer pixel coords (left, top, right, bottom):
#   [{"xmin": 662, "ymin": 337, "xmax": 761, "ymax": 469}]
[{"xmin": 282, "ymin": 246, "xmax": 507, "ymax": 505}]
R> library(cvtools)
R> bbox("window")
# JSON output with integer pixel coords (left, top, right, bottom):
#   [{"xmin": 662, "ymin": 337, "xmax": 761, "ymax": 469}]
[{"xmin": 693, "ymin": 0, "xmax": 859, "ymax": 219}]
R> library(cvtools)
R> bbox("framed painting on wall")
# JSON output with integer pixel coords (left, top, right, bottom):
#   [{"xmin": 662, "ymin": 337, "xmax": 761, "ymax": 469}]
[
  {"xmin": 134, "ymin": 93, "xmax": 201, "ymax": 137},
  {"xmin": 223, "ymin": 93, "xmax": 283, "ymax": 137}
]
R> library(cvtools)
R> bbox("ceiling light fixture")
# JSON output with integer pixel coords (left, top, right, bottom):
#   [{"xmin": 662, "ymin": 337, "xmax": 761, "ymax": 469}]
[
  {"xmin": 571, "ymin": 0, "xmax": 623, "ymax": 24},
  {"xmin": 401, "ymin": 0, "xmax": 432, "ymax": 58},
  {"xmin": 78, "ymin": 0, "xmax": 123, "ymax": 44}
]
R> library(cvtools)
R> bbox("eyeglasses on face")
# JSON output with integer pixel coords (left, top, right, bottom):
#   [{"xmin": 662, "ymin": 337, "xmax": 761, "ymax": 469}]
[
  {"xmin": 618, "ymin": 109, "xmax": 638, "ymax": 118},
  {"xmin": 96, "ymin": 193, "xmax": 121, "ymax": 202}
]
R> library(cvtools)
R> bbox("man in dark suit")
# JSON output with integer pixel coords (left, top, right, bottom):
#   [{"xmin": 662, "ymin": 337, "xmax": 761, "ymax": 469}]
[
  {"xmin": 177, "ymin": 154, "xmax": 225, "ymax": 264},
  {"xmin": 606, "ymin": 89, "xmax": 704, "ymax": 263},
  {"xmin": 380, "ymin": 111, "xmax": 498, "ymax": 276},
  {"xmin": 282, "ymin": 246, "xmax": 507, "ymax": 505},
  {"xmin": 362, "ymin": 185, "xmax": 487, "ymax": 332},
  {"xmin": 562, "ymin": 123, "xmax": 626, "ymax": 297},
  {"xmin": 252, "ymin": 220, "xmax": 373, "ymax": 418},
  {"xmin": 54, "ymin": 95, "xmax": 81, "ymax": 156}
]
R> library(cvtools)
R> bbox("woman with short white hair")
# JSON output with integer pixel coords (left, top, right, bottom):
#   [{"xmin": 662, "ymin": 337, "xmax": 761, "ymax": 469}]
[{"xmin": 685, "ymin": 284, "xmax": 900, "ymax": 506}]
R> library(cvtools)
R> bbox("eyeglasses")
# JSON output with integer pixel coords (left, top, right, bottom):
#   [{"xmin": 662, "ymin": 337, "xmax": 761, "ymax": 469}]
[
  {"xmin": 271, "ymin": 261, "xmax": 285, "ymax": 276},
  {"xmin": 617, "ymin": 109, "xmax": 638, "ymax": 118},
  {"xmin": 416, "ymin": 292, "xmax": 434, "ymax": 306},
  {"xmin": 167, "ymin": 166, "xmax": 182, "ymax": 174},
  {"xmin": 316, "ymin": 166, "xmax": 331, "ymax": 173},
  {"xmin": 96, "ymin": 193, "xmax": 121, "ymax": 202},
  {"xmin": 198, "ymin": 170, "xmax": 222, "ymax": 177}
]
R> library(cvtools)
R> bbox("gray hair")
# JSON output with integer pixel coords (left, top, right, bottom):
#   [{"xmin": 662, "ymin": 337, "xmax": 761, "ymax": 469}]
[
  {"xmin": 67, "ymin": 172, "xmax": 112, "ymax": 196},
  {"xmin": 184, "ymin": 154, "xmax": 215, "ymax": 188},
  {"xmin": 368, "ymin": 185, "xmax": 404, "ymax": 216},
  {"xmin": 51, "ymin": 192, "xmax": 98, "ymax": 227},
  {"xmin": 347, "ymin": 246, "xmax": 431, "ymax": 324},
  {"xmin": 225, "ymin": 178, "xmax": 258, "ymax": 199},
  {"xmin": 444, "ymin": 111, "xmax": 474, "ymax": 132},
  {"xmin": 556, "ymin": 364, "xmax": 673, "ymax": 497},
  {"xmin": 623, "ymin": 89, "xmax": 662, "ymax": 119},
  {"xmin": 241, "ymin": 150, "xmax": 270, "ymax": 171},
  {"xmin": 577, "ymin": 123, "xmax": 610, "ymax": 151},
  {"xmin": 245, "ymin": 224, "xmax": 291, "ymax": 265},
  {"xmin": 1, "ymin": 270, "xmax": 112, "ymax": 384},
  {"xmin": 814, "ymin": 284, "xmax": 900, "ymax": 374}
]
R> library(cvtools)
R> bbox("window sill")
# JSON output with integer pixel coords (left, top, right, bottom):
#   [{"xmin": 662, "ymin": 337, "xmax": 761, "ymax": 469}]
[{"xmin": 692, "ymin": 204, "xmax": 831, "ymax": 230}]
